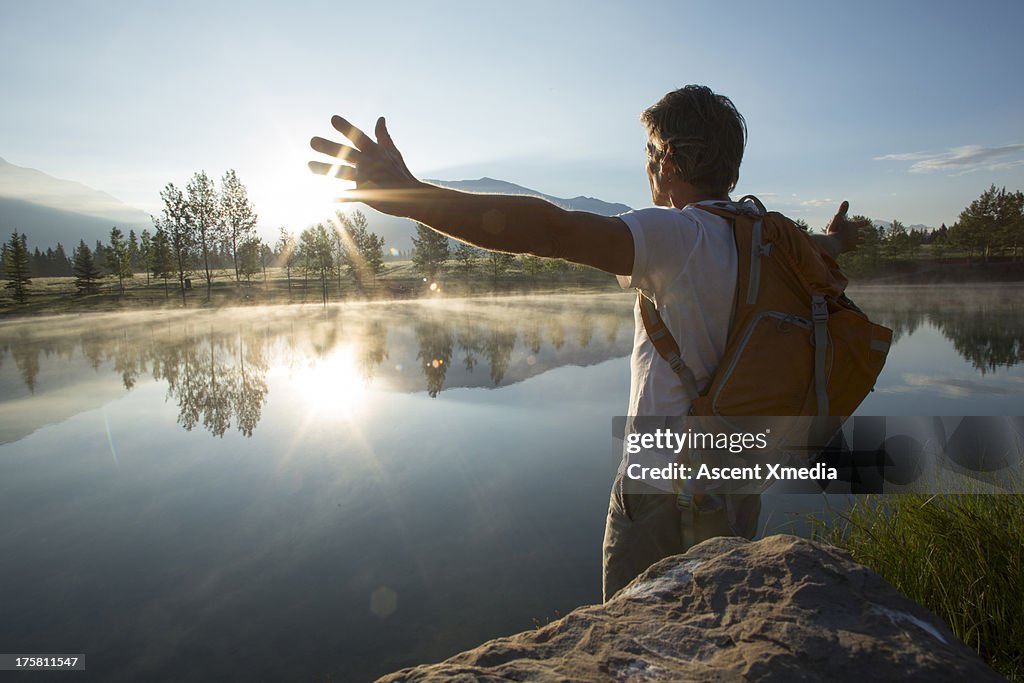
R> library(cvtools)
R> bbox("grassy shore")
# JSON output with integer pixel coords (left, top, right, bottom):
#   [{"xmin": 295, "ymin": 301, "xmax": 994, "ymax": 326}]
[
  {"xmin": 0, "ymin": 260, "xmax": 621, "ymax": 316},
  {"xmin": 814, "ymin": 494, "xmax": 1024, "ymax": 680}
]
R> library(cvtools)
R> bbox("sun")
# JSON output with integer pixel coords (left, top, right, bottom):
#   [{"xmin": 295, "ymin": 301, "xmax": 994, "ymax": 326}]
[{"xmin": 291, "ymin": 345, "xmax": 367, "ymax": 417}]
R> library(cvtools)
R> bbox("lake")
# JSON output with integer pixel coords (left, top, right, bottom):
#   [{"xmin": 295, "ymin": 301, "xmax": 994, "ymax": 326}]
[{"xmin": 1, "ymin": 284, "xmax": 1022, "ymax": 681}]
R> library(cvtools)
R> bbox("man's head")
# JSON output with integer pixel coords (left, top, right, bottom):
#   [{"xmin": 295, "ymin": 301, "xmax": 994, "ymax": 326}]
[{"xmin": 642, "ymin": 85, "xmax": 747, "ymax": 206}]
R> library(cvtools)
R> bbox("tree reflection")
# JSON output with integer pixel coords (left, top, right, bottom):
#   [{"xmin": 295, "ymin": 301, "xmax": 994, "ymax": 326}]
[
  {"xmin": 416, "ymin": 319, "xmax": 453, "ymax": 397},
  {"xmin": 457, "ymin": 322, "xmax": 484, "ymax": 372},
  {"xmin": 860, "ymin": 291, "xmax": 1024, "ymax": 375},
  {"xmin": 357, "ymin": 321, "xmax": 389, "ymax": 382},
  {"xmin": 484, "ymin": 326, "xmax": 517, "ymax": 386},
  {"xmin": 0, "ymin": 295, "xmax": 644, "ymax": 433}
]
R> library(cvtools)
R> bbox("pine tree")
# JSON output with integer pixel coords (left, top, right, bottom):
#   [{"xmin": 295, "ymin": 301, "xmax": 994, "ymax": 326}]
[
  {"xmin": 72, "ymin": 240, "xmax": 102, "ymax": 295},
  {"xmin": 139, "ymin": 229, "xmax": 152, "ymax": 285},
  {"xmin": 2, "ymin": 232, "xmax": 32, "ymax": 303},
  {"xmin": 334, "ymin": 210, "xmax": 385, "ymax": 288},
  {"xmin": 151, "ymin": 228, "xmax": 175, "ymax": 298},
  {"xmin": 108, "ymin": 227, "xmax": 133, "ymax": 293},
  {"xmin": 53, "ymin": 243, "xmax": 71, "ymax": 276},
  {"xmin": 411, "ymin": 222, "xmax": 450, "ymax": 280},
  {"xmin": 128, "ymin": 229, "xmax": 140, "ymax": 271},
  {"xmin": 452, "ymin": 242, "xmax": 480, "ymax": 273}
]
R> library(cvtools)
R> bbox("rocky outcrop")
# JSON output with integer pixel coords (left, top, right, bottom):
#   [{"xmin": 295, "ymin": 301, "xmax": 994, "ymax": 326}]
[{"xmin": 378, "ymin": 535, "xmax": 1002, "ymax": 682}]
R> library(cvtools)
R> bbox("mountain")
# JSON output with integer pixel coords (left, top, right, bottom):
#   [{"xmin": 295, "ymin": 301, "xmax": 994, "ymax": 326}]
[
  {"xmin": 359, "ymin": 177, "xmax": 634, "ymax": 252},
  {"xmin": 0, "ymin": 157, "xmax": 153, "ymax": 250},
  {"xmin": 426, "ymin": 177, "xmax": 633, "ymax": 216}
]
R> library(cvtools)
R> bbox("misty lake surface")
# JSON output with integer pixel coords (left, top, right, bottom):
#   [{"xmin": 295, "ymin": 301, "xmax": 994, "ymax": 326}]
[{"xmin": 1, "ymin": 284, "xmax": 1022, "ymax": 681}]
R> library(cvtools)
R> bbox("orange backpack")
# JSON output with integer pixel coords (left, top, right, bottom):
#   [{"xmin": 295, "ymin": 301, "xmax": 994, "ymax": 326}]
[{"xmin": 639, "ymin": 196, "xmax": 892, "ymax": 419}]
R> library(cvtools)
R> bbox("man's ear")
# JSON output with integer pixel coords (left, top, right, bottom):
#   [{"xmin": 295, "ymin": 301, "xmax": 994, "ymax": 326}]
[{"xmin": 659, "ymin": 144, "xmax": 680, "ymax": 178}]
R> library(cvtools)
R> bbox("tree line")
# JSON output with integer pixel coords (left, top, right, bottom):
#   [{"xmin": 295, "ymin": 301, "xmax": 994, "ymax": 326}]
[
  {"xmin": 838, "ymin": 184, "xmax": 1024, "ymax": 276},
  {"xmin": 7, "ymin": 183, "xmax": 1023, "ymax": 305},
  {"xmin": 0, "ymin": 169, "xmax": 392, "ymax": 305}
]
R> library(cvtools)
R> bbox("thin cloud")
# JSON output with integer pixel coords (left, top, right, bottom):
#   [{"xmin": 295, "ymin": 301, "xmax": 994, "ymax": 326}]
[{"xmin": 875, "ymin": 144, "xmax": 1024, "ymax": 175}]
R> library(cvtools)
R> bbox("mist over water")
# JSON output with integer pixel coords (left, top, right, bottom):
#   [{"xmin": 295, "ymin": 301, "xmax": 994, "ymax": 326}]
[{"xmin": 0, "ymin": 285, "xmax": 1021, "ymax": 681}]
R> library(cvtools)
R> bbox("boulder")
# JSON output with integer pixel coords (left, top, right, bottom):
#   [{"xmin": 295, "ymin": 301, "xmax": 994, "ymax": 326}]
[{"xmin": 378, "ymin": 534, "xmax": 1002, "ymax": 682}]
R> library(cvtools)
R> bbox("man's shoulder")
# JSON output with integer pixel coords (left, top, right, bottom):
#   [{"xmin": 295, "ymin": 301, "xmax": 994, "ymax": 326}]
[
  {"xmin": 618, "ymin": 204, "xmax": 733, "ymax": 234},
  {"xmin": 617, "ymin": 206, "xmax": 698, "ymax": 231}
]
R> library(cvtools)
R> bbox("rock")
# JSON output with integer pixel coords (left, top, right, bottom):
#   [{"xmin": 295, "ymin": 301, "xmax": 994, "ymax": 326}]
[{"xmin": 377, "ymin": 534, "xmax": 1002, "ymax": 682}]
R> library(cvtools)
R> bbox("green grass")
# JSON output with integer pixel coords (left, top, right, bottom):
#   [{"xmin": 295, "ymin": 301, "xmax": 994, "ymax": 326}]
[{"xmin": 813, "ymin": 494, "xmax": 1024, "ymax": 680}]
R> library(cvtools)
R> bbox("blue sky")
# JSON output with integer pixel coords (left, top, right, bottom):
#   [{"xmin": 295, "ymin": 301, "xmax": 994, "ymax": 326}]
[{"xmin": 1, "ymin": 0, "xmax": 1022, "ymax": 238}]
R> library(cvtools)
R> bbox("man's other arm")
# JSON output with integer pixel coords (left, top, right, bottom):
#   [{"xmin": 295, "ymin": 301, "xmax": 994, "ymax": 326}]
[{"xmin": 309, "ymin": 116, "xmax": 633, "ymax": 276}]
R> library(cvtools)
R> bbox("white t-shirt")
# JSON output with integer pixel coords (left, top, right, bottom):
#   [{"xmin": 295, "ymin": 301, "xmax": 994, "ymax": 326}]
[{"xmin": 616, "ymin": 201, "xmax": 739, "ymax": 418}]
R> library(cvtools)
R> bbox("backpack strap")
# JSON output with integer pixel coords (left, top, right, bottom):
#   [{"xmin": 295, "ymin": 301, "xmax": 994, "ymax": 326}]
[
  {"xmin": 811, "ymin": 294, "xmax": 830, "ymax": 415},
  {"xmin": 637, "ymin": 290, "xmax": 701, "ymax": 400}
]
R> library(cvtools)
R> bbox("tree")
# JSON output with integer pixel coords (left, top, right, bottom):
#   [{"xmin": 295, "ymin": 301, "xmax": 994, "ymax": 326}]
[
  {"xmin": 452, "ymin": 242, "xmax": 480, "ymax": 273},
  {"xmin": 334, "ymin": 210, "xmax": 385, "ymax": 289},
  {"xmin": 72, "ymin": 240, "xmax": 102, "ymax": 295},
  {"xmin": 237, "ymin": 238, "xmax": 263, "ymax": 282},
  {"xmin": 412, "ymin": 222, "xmax": 449, "ymax": 280},
  {"xmin": 486, "ymin": 251, "xmax": 516, "ymax": 281},
  {"xmin": 139, "ymin": 229, "xmax": 153, "ymax": 285},
  {"xmin": 186, "ymin": 171, "xmax": 221, "ymax": 299},
  {"xmin": 2, "ymin": 232, "xmax": 31, "ymax": 303},
  {"xmin": 953, "ymin": 185, "xmax": 1002, "ymax": 262},
  {"xmin": 220, "ymin": 169, "xmax": 258, "ymax": 284},
  {"xmin": 108, "ymin": 227, "xmax": 133, "ymax": 293},
  {"xmin": 159, "ymin": 183, "xmax": 193, "ymax": 303},
  {"xmin": 277, "ymin": 228, "xmax": 297, "ymax": 300},
  {"xmin": 151, "ymin": 227, "xmax": 175, "ymax": 298},
  {"xmin": 793, "ymin": 219, "xmax": 811, "ymax": 232},
  {"xmin": 52, "ymin": 243, "xmax": 71, "ymax": 276},
  {"xmin": 128, "ymin": 229, "xmax": 140, "ymax": 271},
  {"xmin": 299, "ymin": 224, "xmax": 334, "ymax": 305}
]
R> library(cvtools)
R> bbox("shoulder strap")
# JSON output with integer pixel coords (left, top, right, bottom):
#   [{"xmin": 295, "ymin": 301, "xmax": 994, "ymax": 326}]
[{"xmin": 637, "ymin": 290, "xmax": 701, "ymax": 400}]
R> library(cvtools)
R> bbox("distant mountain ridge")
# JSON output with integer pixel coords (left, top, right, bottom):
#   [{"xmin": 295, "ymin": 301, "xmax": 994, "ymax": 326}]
[
  {"xmin": 0, "ymin": 156, "xmax": 153, "ymax": 249},
  {"xmin": 359, "ymin": 177, "xmax": 634, "ymax": 251},
  {"xmin": 424, "ymin": 177, "xmax": 634, "ymax": 216}
]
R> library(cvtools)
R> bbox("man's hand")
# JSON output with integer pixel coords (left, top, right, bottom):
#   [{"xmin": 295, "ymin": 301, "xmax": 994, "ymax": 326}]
[
  {"xmin": 309, "ymin": 116, "xmax": 422, "ymax": 210},
  {"xmin": 824, "ymin": 200, "xmax": 871, "ymax": 254}
]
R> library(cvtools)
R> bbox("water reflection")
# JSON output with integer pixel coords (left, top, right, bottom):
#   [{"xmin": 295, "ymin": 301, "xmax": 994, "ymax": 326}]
[
  {"xmin": 1, "ymin": 286, "xmax": 1022, "ymax": 442},
  {"xmin": 0, "ymin": 295, "xmax": 632, "ymax": 441},
  {"xmin": 852, "ymin": 284, "xmax": 1024, "ymax": 374},
  {"xmin": 0, "ymin": 286, "xmax": 1022, "ymax": 682}
]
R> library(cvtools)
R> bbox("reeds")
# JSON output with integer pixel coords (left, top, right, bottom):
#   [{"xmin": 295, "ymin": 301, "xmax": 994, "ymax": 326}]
[{"xmin": 813, "ymin": 494, "xmax": 1023, "ymax": 680}]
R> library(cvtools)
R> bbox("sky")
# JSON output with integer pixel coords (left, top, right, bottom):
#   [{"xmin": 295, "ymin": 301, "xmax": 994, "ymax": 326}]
[{"xmin": 1, "ymin": 0, "xmax": 1022, "ymax": 241}]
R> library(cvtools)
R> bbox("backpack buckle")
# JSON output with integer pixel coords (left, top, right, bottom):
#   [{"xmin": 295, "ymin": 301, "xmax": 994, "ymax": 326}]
[{"xmin": 812, "ymin": 297, "xmax": 829, "ymax": 323}]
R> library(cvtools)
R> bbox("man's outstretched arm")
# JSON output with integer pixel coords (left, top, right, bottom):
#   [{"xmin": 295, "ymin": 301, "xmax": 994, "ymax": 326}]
[{"xmin": 309, "ymin": 116, "xmax": 634, "ymax": 276}]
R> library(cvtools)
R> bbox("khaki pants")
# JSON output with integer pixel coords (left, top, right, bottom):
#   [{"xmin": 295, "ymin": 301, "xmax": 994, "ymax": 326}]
[{"xmin": 602, "ymin": 473, "xmax": 761, "ymax": 601}]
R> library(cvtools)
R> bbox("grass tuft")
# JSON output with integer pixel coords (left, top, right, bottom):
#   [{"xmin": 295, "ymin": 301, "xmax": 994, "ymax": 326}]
[{"xmin": 813, "ymin": 494, "xmax": 1024, "ymax": 680}]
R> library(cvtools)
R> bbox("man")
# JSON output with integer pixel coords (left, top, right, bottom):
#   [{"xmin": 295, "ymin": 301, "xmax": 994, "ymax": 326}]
[{"xmin": 309, "ymin": 85, "xmax": 865, "ymax": 600}]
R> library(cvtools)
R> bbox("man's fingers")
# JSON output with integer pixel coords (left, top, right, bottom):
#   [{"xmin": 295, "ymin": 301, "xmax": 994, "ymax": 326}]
[
  {"xmin": 308, "ymin": 161, "xmax": 357, "ymax": 181},
  {"xmin": 310, "ymin": 137, "xmax": 362, "ymax": 162},
  {"xmin": 331, "ymin": 115, "xmax": 376, "ymax": 151},
  {"xmin": 836, "ymin": 200, "xmax": 849, "ymax": 217},
  {"xmin": 375, "ymin": 116, "xmax": 394, "ymax": 149}
]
